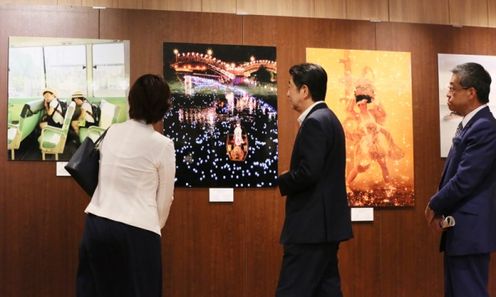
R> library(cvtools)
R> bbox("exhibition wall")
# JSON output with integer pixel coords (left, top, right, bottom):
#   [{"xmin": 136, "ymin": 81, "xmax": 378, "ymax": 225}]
[
  {"xmin": 0, "ymin": 4, "xmax": 495, "ymax": 297},
  {"xmin": 4, "ymin": 0, "xmax": 496, "ymax": 28}
]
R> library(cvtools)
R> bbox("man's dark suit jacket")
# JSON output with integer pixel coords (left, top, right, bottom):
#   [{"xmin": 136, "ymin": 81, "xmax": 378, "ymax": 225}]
[
  {"xmin": 430, "ymin": 106, "xmax": 496, "ymax": 256},
  {"xmin": 278, "ymin": 102, "xmax": 353, "ymax": 244}
]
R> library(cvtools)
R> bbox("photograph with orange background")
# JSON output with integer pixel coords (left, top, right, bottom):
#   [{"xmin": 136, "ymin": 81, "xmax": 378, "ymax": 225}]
[{"xmin": 307, "ymin": 48, "xmax": 414, "ymax": 207}]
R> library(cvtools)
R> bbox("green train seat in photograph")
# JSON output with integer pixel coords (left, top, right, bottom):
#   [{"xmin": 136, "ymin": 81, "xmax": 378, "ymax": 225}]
[
  {"xmin": 8, "ymin": 99, "xmax": 45, "ymax": 160},
  {"xmin": 79, "ymin": 99, "xmax": 119, "ymax": 143},
  {"xmin": 38, "ymin": 101, "xmax": 76, "ymax": 160}
]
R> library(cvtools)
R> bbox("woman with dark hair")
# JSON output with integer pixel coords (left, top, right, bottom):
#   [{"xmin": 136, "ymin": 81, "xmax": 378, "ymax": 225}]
[{"xmin": 76, "ymin": 74, "xmax": 176, "ymax": 297}]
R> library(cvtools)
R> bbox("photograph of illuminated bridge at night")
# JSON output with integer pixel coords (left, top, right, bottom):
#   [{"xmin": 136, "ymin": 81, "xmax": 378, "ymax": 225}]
[{"xmin": 163, "ymin": 43, "xmax": 278, "ymax": 188}]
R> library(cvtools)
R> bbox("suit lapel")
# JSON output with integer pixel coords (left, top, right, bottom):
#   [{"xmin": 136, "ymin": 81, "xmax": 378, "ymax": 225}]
[
  {"xmin": 460, "ymin": 106, "xmax": 491, "ymax": 135},
  {"xmin": 303, "ymin": 102, "xmax": 327, "ymax": 122},
  {"xmin": 291, "ymin": 102, "xmax": 327, "ymax": 168},
  {"xmin": 439, "ymin": 106, "xmax": 491, "ymax": 188},
  {"xmin": 295, "ymin": 102, "xmax": 327, "ymax": 140}
]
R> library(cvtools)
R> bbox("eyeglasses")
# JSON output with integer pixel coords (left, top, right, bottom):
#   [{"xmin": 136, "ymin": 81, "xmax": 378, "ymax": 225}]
[{"xmin": 448, "ymin": 86, "xmax": 470, "ymax": 94}]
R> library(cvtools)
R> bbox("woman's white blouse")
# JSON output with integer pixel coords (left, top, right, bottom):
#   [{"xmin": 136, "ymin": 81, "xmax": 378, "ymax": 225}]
[{"xmin": 85, "ymin": 119, "xmax": 176, "ymax": 236}]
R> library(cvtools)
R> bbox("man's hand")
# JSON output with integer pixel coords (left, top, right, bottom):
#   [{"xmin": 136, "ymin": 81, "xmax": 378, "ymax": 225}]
[
  {"xmin": 429, "ymin": 216, "xmax": 443, "ymax": 232},
  {"xmin": 424, "ymin": 204, "xmax": 435, "ymax": 223},
  {"xmin": 425, "ymin": 204, "xmax": 443, "ymax": 232}
]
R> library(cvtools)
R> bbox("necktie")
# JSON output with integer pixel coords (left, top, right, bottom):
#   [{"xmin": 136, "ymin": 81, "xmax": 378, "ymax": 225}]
[{"xmin": 455, "ymin": 122, "xmax": 463, "ymax": 137}]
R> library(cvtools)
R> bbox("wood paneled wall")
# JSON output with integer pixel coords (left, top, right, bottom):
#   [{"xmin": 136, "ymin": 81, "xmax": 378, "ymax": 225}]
[
  {"xmin": 1, "ymin": 4, "xmax": 496, "ymax": 297},
  {"xmin": 1, "ymin": 0, "xmax": 496, "ymax": 27}
]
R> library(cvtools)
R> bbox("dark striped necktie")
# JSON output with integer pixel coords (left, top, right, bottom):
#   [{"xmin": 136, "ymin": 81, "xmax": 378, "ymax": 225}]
[{"xmin": 455, "ymin": 122, "xmax": 463, "ymax": 137}]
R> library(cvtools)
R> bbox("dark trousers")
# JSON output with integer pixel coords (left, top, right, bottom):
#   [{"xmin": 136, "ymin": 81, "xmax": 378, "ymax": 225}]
[
  {"xmin": 444, "ymin": 253, "xmax": 490, "ymax": 297},
  {"xmin": 276, "ymin": 242, "xmax": 342, "ymax": 297},
  {"xmin": 77, "ymin": 214, "xmax": 162, "ymax": 297}
]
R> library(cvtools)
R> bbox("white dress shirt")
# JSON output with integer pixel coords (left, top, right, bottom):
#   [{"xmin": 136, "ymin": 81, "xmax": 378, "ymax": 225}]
[
  {"xmin": 297, "ymin": 101, "xmax": 326, "ymax": 125},
  {"xmin": 85, "ymin": 119, "xmax": 176, "ymax": 236},
  {"xmin": 461, "ymin": 104, "xmax": 488, "ymax": 128}
]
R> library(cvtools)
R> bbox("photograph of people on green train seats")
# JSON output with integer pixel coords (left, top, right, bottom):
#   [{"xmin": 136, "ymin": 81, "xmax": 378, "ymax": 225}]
[
  {"xmin": 77, "ymin": 98, "xmax": 120, "ymax": 144},
  {"xmin": 8, "ymin": 97, "xmax": 45, "ymax": 160},
  {"xmin": 39, "ymin": 99, "xmax": 76, "ymax": 161},
  {"xmin": 39, "ymin": 88, "xmax": 66, "ymax": 129},
  {"xmin": 70, "ymin": 90, "xmax": 98, "ymax": 135},
  {"xmin": 7, "ymin": 36, "xmax": 130, "ymax": 161},
  {"xmin": 69, "ymin": 90, "xmax": 122, "ymax": 144}
]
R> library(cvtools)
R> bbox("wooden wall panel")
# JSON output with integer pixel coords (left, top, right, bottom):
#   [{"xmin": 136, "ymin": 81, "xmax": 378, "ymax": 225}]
[
  {"xmin": 0, "ymin": 6, "xmax": 98, "ymax": 297},
  {"xmin": 236, "ymin": 0, "xmax": 314, "ymax": 18},
  {"xmin": 81, "ymin": 0, "xmax": 118, "ymax": 8},
  {"xmin": 346, "ymin": 0, "xmax": 388, "ymax": 21},
  {"xmin": 0, "ymin": 0, "xmax": 57, "ymax": 4},
  {"xmin": 2, "ymin": 5, "xmax": 496, "ymax": 297},
  {"xmin": 389, "ymin": 0, "xmax": 450, "ymax": 24},
  {"xmin": 143, "ymin": 0, "xmax": 201, "ymax": 12},
  {"xmin": 444, "ymin": 26, "xmax": 496, "ymax": 295},
  {"xmin": 5, "ymin": 0, "xmax": 496, "ymax": 30},
  {"xmin": 313, "ymin": 0, "xmax": 346, "ymax": 19},
  {"xmin": 242, "ymin": 16, "xmax": 381, "ymax": 297},
  {"xmin": 237, "ymin": 16, "xmax": 293, "ymax": 297},
  {"xmin": 80, "ymin": 0, "xmax": 139, "ymax": 9},
  {"xmin": 58, "ymin": 0, "xmax": 82, "ymax": 6},
  {"xmin": 117, "ymin": 0, "xmax": 141, "ymax": 9},
  {"xmin": 99, "ymin": 9, "xmax": 247, "ymax": 297},
  {"xmin": 376, "ymin": 24, "xmax": 449, "ymax": 297},
  {"xmin": 487, "ymin": 0, "xmax": 496, "ymax": 27},
  {"xmin": 447, "ymin": 26, "xmax": 496, "ymax": 55},
  {"xmin": 376, "ymin": 23, "xmax": 496, "ymax": 297},
  {"xmin": 202, "ymin": 0, "xmax": 236, "ymax": 14},
  {"xmin": 449, "ymin": 0, "xmax": 489, "ymax": 27}
]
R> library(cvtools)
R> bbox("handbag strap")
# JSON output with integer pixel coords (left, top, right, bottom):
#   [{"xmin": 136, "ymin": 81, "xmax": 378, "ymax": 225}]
[{"xmin": 94, "ymin": 127, "xmax": 109, "ymax": 147}]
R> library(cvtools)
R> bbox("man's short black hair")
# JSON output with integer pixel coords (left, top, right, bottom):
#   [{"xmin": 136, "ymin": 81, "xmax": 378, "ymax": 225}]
[
  {"xmin": 452, "ymin": 62, "xmax": 492, "ymax": 104},
  {"xmin": 289, "ymin": 63, "xmax": 327, "ymax": 101}
]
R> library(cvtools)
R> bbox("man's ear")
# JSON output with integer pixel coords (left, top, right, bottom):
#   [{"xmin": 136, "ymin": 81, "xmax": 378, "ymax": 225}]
[
  {"xmin": 467, "ymin": 87, "xmax": 478, "ymax": 102},
  {"xmin": 300, "ymin": 84, "xmax": 310, "ymax": 99}
]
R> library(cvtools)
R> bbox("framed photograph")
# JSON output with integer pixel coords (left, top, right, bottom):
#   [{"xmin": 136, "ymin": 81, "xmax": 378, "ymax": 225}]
[
  {"xmin": 7, "ymin": 36, "xmax": 130, "ymax": 161},
  {"xmin": 163, "ymin": 43, "xmax": 278, "ymax": 188},
  {"xmin": 307, "ymin": 48, "xmax": 414, "ymax": 207}
]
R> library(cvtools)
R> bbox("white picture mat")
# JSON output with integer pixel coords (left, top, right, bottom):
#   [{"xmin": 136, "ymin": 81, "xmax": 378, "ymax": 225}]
[
  {"xmin": 209, "ymin": 188, "xmax": 234, "ymax": 202},
  {"xmin": 56, "ymin": 162, "xmax": 70, "ymax": 176},
  {"xmin": 351, "ymin": 207, "xmax": 374, "ymax": 222}
]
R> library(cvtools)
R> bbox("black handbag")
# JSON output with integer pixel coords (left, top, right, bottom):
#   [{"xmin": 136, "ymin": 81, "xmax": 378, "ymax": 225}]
[{"xmin": 65, "ymin": 129, "xmax": 108, "ymax": 197}]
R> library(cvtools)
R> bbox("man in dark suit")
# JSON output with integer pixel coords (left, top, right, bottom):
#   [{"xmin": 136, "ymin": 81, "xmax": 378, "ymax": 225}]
[
  {"xmin": 276, "ymin": 63, "xmax": 353, "ymax": 297},
  {"xmin": 425, "ymin": 62, "xmax": 496, "ymax": 297}
]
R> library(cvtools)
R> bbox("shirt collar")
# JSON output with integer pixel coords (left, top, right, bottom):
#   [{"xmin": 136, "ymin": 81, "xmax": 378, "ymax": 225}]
[
  {"xmin": 461, "ymin": 104, "xmax": 487, "ymax": 128},
  {"xmin": 297, "ymin": 101, "xmax": 325, "ymax": 125}
]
